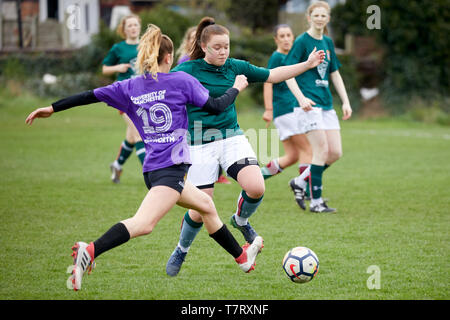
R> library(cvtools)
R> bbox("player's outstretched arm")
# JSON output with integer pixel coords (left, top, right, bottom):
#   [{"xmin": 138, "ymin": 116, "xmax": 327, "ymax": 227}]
[
  {"xmin": 266, "ymin": 47, "xmax": 325, "ymax": 84},
  {"xmin": 25, "ymin": 90, "xmax": 100, "ymax": 125}
]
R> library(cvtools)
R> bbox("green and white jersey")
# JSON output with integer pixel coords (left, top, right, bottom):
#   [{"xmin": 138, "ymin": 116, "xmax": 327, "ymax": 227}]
[
  {"xmin": 267, "ymin": 51, "xmax": 298, "ymax": 119},
  {"xmin": 102, "ymin": 41, "xmax": 138, "ymax": 81},
  {"xmin": 284, "ymin": 32, "xmax": 341, "ymax": 110},
  {"xmin": 172, "ymin": 58, "xmax": 270, "ymax": 145}
]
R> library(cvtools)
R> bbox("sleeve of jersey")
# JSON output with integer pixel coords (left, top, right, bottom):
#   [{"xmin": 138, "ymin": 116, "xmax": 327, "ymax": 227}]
[
  {"xmin": 328, "ymin": 38, "xmax": 341, "ymax": 73},
  {"xmin": 102, "ymin": 45, "xmax": 118, "ymax": 66},
  {"xmin": 201, "ymin": 88, "xmax": 239, "ymax": 115},
  {"xmin": 233, "ymin": 59, "xmax": 270, "ymax": 83},
  {"xmin": 51, "ymin": 91, "xmax": 100, "ymax": 112},
  {"xmin": 182, "ymin": 72, "xmax": 209, "ymax": 107},
  {"xmin": 93, "ymin": 81, "xmax": 130, "ymax": 113},
  {"xmin": 267, "ymin": 53, "xmax": 277, "ymax": 69},
  {"xmin": 284, "ymin": 41, "xmax": 303, "ymax": 66}
]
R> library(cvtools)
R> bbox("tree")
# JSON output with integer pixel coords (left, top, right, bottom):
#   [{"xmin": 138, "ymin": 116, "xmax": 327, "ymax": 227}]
[
  {"xmin": 332, "ymin": 0, "xmax": 450, "ymax": 99},
  {"xmin": 227, "ymin": 0, "xmax": 280, "ymax": 32}
]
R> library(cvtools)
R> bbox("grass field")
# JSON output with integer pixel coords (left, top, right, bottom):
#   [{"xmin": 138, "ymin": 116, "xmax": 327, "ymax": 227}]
[{"xmin": 0, "ymin": 91, "xmax": 449, "ymax": 300}]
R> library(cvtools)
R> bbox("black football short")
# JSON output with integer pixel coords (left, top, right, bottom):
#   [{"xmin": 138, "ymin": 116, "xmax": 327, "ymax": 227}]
[{"xmin": 143, "ymin": 163, "xmax": 190, "ymax": 194}]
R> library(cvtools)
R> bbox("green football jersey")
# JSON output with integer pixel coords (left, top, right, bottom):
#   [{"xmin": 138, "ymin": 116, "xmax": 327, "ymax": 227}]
[
  {"xmin": 284, "ymin": 32, "xmax": 341, "ymax": 110},
  {"xmin": 172, "ymin": 58, "xmax": 270, "ymax": 145},
  {"xmin": 267, "ymin": 51, "xmax": 298, "ymax": 118},
  {"xmin": 102, "ymin": 41, "xmax": 138, "ymax": 81}
]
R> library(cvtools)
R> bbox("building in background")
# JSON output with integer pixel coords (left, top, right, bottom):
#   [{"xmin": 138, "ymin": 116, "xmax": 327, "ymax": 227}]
[{"xmin": 0, "ymin": 0, "xmax": 158, "ymax": 51}]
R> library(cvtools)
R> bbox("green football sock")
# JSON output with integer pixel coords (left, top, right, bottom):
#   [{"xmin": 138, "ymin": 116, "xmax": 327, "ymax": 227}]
[
  {"xmin": 310, "ymin": 164, "xmax": 324, "ymax": 200},
  {"xmin": 135, "ymin": 141, "xmax": 145, "ymax": 165},
  {"xmin": 117, "ymin": 140, "xmax": 134, "ymax": 166}
]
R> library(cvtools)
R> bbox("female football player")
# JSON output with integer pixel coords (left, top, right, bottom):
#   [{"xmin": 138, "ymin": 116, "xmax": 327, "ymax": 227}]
[
  {"xmin": 176, "ymin": 26, "xmax": 232, "ymax": 184},
  {"xmin": 260, "ymin": 24, "xmax": 312, "ymax": 205},
  {"xmin": 25, "ymin": 24, "xmax": 262, "ymax": 291},
  {"xmin": 285, "ymin": 1, "xmax": 352, "ymax": 213},
  {"xmin": 176, "ymin": 26, "xmax": 196, "ymax": 65},
  {"xmin": 102, "ymin": 14, "xmax": 145, "ymax": 183},
  {"xmin": 165, "ymin": 16, "xmax": 325, "ymax": 277}
]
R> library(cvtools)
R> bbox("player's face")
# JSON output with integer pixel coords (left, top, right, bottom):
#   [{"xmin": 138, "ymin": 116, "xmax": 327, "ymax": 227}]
[
  {"xmin": 275, "ymin": 27, "xmax": 294, "ymax": 54},
  {"xmin": 308, "ymin": 7, "xmax": 330, "ymax": 31},
  {"xmin": 202, "ymin": 34, "xmax": 230, "ymax": 66},
  {"xmin": 188, "ymin": 30, "xmax": 196, "ymax": 47},
  {"xmin": 124, "ymin": 17, "xmax": 141, "ymax": 40}
]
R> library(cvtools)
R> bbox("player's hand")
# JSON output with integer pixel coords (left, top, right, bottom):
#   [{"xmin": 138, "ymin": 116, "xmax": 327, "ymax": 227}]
[
  {"xmin": 299, "ymin": 97, "xmax": 316, "ymax": 112},
  {"xmin": 306, "ymin": 47, "xmax": 325, "ymax": 68},
  {"xmin": 116, "ymin": 63, "xmax": 131, "ymax": 73},
  {"xmin": 342, "ymin": 102, "xmax": 352, "ymax": 120},
  {"xmin": 262, "ymin": 109, "xmax": 273, "ymax": 128},
  {"xmin": 233, "ymin": 75, "xmax": 248, "ymax": 92},
  {"xmin": 25, "ymin": 106, "xmax": 54, "ymax": 125}
]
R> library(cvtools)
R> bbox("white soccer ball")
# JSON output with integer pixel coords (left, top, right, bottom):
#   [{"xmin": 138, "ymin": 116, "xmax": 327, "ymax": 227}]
[{"xmin": 282, "ymin": 246, "xmax": 319, "ymax": 283}]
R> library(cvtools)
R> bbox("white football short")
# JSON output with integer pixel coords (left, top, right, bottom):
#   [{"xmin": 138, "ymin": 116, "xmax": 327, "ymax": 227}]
[
  {"xmin": 273, "ymin": 107, "xmax": 340, "ymax": 140},
  {"xmin": 299, "ymin": 107, "xmax": 340, "ymax": 133},
  {"xmin": 273, "ymin": 107, "xmax": 305, "ymax": 141},
  {"xmin": 187, "ymin": 135, "xmax": 257, "ymax": 187}
]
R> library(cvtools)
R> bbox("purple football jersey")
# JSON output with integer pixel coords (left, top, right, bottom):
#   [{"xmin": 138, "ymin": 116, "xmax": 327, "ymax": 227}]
[{"xmin": 94, "ymin": 71, "xmax": 209, "ymax": 172}]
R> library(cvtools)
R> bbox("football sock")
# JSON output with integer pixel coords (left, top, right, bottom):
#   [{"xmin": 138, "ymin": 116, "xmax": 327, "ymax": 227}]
[
  {"xmin": 93, "ymin": 222, "xmax": 130, "ymax": 258},
  {"xmin": 234, "ymin": 190, "xmax": 263, "ymax": 226},
  {"xmin": 261, "ymin": 158, "xmax": 282, "ymax": 180},
  {"xmin": 135, "ymin": 141, "xmax": 145, "ymax": 165},
  {"xmin": 117, "ymin": 140, "xmax": 134, "ymax": 166},
  {"xmin": 298, "ymin": 164, "xmax": 310, "ymax": 196},
  {"xmin": 209, "ymin": 224, "xmax": 242, "ymax": 259},
  {"xmin": 310, "ymin": 164, "xmax": 324, "ymax": 200},
  {"xmin": 294, "ymin": 165, "xmax": 310, "ymax": 188},
  {"xmin": 178, "ymin": 211, "xmax": 203, "ymax": 253},
  {"xmin": 299, "ymin": 163, "xmax": 309, "ymax": 175}
]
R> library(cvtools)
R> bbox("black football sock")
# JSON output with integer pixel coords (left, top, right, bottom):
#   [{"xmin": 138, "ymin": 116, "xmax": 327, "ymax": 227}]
[
  {"xmin": 93, "ymin": 222, "xmax": 130, "ymax": 258},
  {"xmin": 209, "ymin": 224, "xmax": 243, "ymax": 259}
]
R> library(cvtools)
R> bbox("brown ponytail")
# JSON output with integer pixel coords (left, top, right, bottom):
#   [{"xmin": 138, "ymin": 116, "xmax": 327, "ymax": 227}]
[{"xmin": 189, "ymin": 16, "xmax": 229, "ymax": 60}]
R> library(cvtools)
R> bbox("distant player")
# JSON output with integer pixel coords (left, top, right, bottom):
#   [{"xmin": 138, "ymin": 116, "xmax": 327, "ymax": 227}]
[
  {"xmin": 261, "ymin": 24, "xmax": 312, "ymax": 203},
  {"xmin": 285, "ymin": 1, "xmax": 352, "ymax": 213},
  {"xmin": 102, "ymin": 14, "xmax": 145, "ymax": 183},
  {"xmin": 25, "ymin": 24, "xmax": 262, "ymax": 291},
  {"xmin": 176, "ymin": 26, "xmax": 196, "ymax": 65}
]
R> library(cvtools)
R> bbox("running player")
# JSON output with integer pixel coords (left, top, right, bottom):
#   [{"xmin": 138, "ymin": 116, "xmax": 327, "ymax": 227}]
[
  {"xmin": 260, "ymin": 24, "xmax": 312, "ymax": 206},
  {"xmin": 165, "ymin": 17, "xmax": 325, "ymax": 277},
  {"xmin": 285, "ymin": 1, "xmax": 352, "ymax": 213},
  {"xmin": 102, "ymin": 14, "xmax": 145, "ymax": 183},
  {"xmin": 25, "ymin": 24, "xmax": 262, "ymax": 291}
]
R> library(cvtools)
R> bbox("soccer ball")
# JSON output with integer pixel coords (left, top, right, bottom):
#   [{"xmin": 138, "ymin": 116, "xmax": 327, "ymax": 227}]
[{"xmin": 282, "ymin": 247, "xmax": 319, "ymax": 283}]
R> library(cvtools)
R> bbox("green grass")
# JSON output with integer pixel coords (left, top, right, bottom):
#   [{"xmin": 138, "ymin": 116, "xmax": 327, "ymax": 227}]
[{"xmin": 0, "ymin": 91, "xmax": 449, "ymax": 300}]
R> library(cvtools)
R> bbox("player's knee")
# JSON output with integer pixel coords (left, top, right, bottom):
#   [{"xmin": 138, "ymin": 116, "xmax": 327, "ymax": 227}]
[
  {"xmin": 198, "ymin": 196, "xmax": 216, "ymax": 216},
  {"xmin": 328, "ymin": 150, "xmax": 342, "ymax": 164},
  {"xmin": 245, "ymin": 184, "xmax": 265, "ymax": 199}
]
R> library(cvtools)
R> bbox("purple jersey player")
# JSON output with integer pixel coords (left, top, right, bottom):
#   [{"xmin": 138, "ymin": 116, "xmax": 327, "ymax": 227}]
[{"xmin": 25, "ymin": 24, "xmax": 263, "ymax": 291}]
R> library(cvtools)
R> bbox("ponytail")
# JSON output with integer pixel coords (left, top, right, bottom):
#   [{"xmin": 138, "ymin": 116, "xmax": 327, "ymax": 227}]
[
  {"xmin": 189, "ymin": 16, "xmax": 229, "ymax": 60},
  {"xmin": 136, "ymin": 24, "xmax": 174, "ymax": 80}
]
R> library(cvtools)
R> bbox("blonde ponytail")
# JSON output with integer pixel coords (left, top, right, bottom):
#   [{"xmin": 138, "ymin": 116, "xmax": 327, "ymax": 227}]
[
  {"xmin": 136, "ymin": 24, "xmax": 174, "ymax": 80},
  {"xmin": 136, "ymin": 24, "xmax": 162, "ymax": 79}
]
